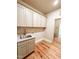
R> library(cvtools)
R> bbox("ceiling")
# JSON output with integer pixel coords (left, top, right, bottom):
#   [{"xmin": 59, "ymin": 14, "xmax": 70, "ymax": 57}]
[{"xmin": 21, "ymin": 0, "xmax": 61, "ymax": 14}]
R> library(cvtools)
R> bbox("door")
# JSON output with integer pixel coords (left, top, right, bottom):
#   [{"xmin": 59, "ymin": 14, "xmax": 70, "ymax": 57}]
[{"xmin": 54, "ymin": 18, "xmax": 61, "ymax": 37}]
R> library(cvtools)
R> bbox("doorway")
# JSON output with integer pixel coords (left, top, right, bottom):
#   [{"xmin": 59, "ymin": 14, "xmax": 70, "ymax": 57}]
[{"xmin": 54, "ymin": 18, "xmax": 61, "ymax": 42}]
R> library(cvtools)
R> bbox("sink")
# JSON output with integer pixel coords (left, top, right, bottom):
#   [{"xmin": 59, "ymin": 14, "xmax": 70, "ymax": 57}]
[
  {"xmin": 25, "ymin": 35, "xmax": 32, "ymax": 38},
  {"xmin": 19, "ymin": 35, "xmax": 32, "ymax": 39}
]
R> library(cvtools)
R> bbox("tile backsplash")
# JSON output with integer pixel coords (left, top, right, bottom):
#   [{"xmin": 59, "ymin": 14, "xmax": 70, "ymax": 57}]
[{"xmin": 17, "ymin": 27, "xmax": 46, "ymax": 35}]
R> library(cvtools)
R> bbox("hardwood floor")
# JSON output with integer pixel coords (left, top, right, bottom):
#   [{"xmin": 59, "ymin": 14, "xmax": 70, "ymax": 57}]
[{"xmin": 25, "ymin": 38, "xmax": 61, "ymax": 59}]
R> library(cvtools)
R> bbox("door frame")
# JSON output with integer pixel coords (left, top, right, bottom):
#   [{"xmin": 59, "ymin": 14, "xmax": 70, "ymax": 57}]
[{"xmin": 54, "ymin": 18, "xmax": 61, "ymax": 38}]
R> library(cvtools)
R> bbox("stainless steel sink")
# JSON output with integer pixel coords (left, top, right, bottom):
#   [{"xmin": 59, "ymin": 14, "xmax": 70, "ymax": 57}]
[
  {"xmin": 20, "ymin": 35, "xmax": 32, "ymax": 39},
  {"xmin": 25, "ymin": 35, "xmax": 32, "ymax": 38}
]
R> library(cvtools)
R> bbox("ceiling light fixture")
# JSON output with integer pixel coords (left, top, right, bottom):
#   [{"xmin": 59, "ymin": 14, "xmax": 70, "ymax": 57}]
[{"xmin": 53, "ymin": 0, "xmax": 59, "ymax": 6}]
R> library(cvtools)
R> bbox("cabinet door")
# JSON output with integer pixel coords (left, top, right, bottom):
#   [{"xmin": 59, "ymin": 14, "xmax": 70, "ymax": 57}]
[
  {"xmin": 33, "ymin": 12, "xmax": 41, "ymax": 27},
  {"xmin": 17, "ymin": 4, "xmax": 26, "ymax": 26},
  {"xmin": 17, "ymin": 41, "xmax": 27, "ymax": 59},
  {"xmin": 38, "ymin": 14, "xmax": 42, "ymax": 27},
  {"xmin": 17, "ymin": 45, "xmax": 26, "ymax": 59},
  {"xmin": 40, "ymin": 15, "xmax": 46, "ymax": 27},
  {"xmin": 27, "ymin": 39, "xmax": 35, "ymax": 54},
  {"xmin": 25, "ymin": 8, "xmax": 33, "ymax": 27},
  {"xmin": 26, "ymin": 41, "xmax": 30, "ymax": 56},
  {"xmin": 33, "ymin": 12, "xmax": 47, "ymax": 27},
  {"xmin": 17, "ymin": 4, "xmax": 23, "ymax": 26},
  {"xmin": 33, "ymin": 12, "xmax": 37, "ymax": 27}
]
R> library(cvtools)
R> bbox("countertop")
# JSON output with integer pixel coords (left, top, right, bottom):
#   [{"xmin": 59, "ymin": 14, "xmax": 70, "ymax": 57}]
[{"xmin": 17, "ymin": 36, "xmax": 35, "ymax": 42}]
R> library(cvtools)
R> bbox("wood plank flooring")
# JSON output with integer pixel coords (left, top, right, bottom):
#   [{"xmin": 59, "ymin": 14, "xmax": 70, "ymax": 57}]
[{"xmin": 25, "ymin": 38, "xmax": 61, "ymax": 59}]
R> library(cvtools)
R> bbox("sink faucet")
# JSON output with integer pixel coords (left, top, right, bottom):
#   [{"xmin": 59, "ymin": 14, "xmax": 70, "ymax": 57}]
[{"xmin": 20, "ymin": 35, "xmax": 22, "ymax": 39}]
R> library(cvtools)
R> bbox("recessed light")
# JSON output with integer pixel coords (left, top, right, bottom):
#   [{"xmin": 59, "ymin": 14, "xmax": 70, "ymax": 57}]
[{"xmin": 53, "ymin": 0, "xmax": 59, "ymax": 6}]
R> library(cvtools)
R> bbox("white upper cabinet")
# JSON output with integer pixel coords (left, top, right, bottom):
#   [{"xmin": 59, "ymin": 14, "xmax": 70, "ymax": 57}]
[
  {"xmin": 17, "ymin": 3, "xmax": 46, "ymax": 27},
  {"xmin": 17, "ymin": 4, "xmax": 26, "ymax": 26},
  {"xmin": 33, "ymin": 12, "xmax": 46, "ymax": 27},
  {"xmin": 17, "ymin": 4, "xmax": 23, "ymax": 26},
  {"xmin": 17, "ymin": 4, "xmax": 33, "ymax": 27},
  {"xmin": 33, "ymin": 12, "xmax": 41, "ymax": 27},
  {"xmin": 40, "ymin": 15, "xmax": 47, "ymax": 27},
  {"xmin": 25, "ymin": 8, "xmax": 33, "ymax": 27}
]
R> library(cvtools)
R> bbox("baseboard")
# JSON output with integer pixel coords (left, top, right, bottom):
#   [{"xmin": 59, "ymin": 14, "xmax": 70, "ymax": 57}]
[
  {"xmin": 44, "ymin": 38, "xmax": 52, "ymax": 43},
  {"xmin": 35, "ymin": 38, "xmax": 44, "ymax": 43},
  {"xmin": 35, "ymin": 38, "xmax": 52, "ymax": 43}
]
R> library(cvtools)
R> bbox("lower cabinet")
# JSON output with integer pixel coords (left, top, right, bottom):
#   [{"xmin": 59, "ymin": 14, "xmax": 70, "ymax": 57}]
[{"xmin": 17, "ymin": 38, "xmax": 35, "ymax": 59}]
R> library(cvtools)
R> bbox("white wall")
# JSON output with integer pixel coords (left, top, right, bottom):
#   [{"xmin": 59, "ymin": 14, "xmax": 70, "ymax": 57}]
[
  {"xmin": 32, "ymin": 32, "xmax": 45, "ymax": 43},
  {"xmin": 44, "ymin": 9, "xmax": 61, "ymax": 43},
  {"xmin": 27, "ymin": 32, "xmax": 45, "ymax": 43}
]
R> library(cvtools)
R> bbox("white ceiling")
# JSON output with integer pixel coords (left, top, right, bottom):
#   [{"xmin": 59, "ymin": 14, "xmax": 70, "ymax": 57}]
[{"xmin": 21, "ymin": 0, "xmax": 61, "ymax": 14}]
